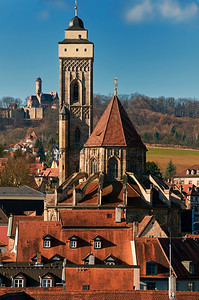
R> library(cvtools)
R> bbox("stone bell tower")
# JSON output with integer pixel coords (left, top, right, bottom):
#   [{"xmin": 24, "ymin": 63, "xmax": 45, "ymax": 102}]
[{"xmin": 58, "ymin": 4, "xmax": 94, "ymax": 184}]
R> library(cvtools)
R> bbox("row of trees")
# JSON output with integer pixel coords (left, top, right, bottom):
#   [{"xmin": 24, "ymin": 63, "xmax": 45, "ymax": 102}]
[
  {"xmin": 0, "ymin": 96, "xmax": 22, "ymax": 108},
  {"xmin": 146, "ymin": 160, "xmax": 176, "ymax": 182}
]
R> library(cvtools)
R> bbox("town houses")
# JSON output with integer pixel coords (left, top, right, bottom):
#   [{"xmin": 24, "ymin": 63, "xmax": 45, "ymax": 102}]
[{"xmin": 0, "ymin": 4, "xmax": 199, "ymax": 300}]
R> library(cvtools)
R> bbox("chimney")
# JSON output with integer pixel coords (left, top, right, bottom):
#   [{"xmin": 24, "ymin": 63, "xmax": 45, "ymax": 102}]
[
  {"xmin": 37, "ymin": 252, "xmax": 42, "ymax": 265},
  {"xmin": 89, "ymin": 254, "xmax": 95, "ymax": 265},
  {"xmin": 133, "ymin": 221, "xmax": 139, "ymax": 238},
  {"xmin": 115, "ymin": 207, "xmax": 122, "ymax": 223}
]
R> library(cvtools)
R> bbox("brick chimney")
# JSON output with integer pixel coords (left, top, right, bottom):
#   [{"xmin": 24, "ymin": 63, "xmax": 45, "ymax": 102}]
[{"xmin": 37, "ymin": 252, "xmax": 42, "ymax": 265}]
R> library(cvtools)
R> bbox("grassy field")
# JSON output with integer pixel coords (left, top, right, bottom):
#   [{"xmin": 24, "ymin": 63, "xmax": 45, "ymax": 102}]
[{"xmin": 147, "ymin": 147, "xmax": 199, "ymax": 173}]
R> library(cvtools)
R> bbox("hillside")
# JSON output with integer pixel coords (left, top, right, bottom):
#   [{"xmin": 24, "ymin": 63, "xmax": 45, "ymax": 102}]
[{"xmin": 1, "ymin": 93, "xmax": 199, "ymax": 149}]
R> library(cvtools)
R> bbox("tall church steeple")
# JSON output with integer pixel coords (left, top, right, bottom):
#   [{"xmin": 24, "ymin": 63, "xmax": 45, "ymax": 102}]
[{"xmin": 58, "ymin": 7, "xmax": 94, "ymax": 184}]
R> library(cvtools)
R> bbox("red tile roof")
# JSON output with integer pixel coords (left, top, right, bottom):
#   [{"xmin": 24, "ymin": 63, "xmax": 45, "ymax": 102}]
[
  {"xmin": 11, "ymin": 215, "xmax": 43, "ymax": 237},
  {"xmin": 2, "ymin": 252, "xmax": 16, "ymax": 262},
  {"xmin": 135, "ymin": 237, "xmax": 170, "ymax": 278},
  {"xmin": 16, "ymin": 219, "xmax": 133, "ymax": 265},
  {"xmin": 85, "ymin": 95, "xmax": 146, "ymax": 148},
  {"xmin": 58, "ymin": 180, "xmax": 146, "ymax": 208},
  {"xmin": 60, "ymin": 209, "xmax": 128, "ymax": 227}
]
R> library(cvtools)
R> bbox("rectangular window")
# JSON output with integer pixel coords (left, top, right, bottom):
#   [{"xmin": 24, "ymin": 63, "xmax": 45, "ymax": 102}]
[
  {"xmin": 70, "ymin": 240, "xmax": 77, "ymax": 249},
  {"xmin": 188, "ymin": 282, "xmax": 194, "ymax": 292},
  {"xmin": 44, "ymin": 240, "xmax": 51, "ymax": 248},
  {"xmin": 146, "ymin": 262, "xmax": 157, "ymax": 275},
  {"xmin": 94, "ymin": 241, "xmax": 101, "ymax": 249},
  {"xmin": 14, "ymin": 279, "xmax": 24, "ymax": 288},
  {"xmin": 82, "ymin": 285, "xmax": 90, "ymax": 290},
  {"xmin": 42, "ymin": 279, "xmax": 52, "ymax": 288}
]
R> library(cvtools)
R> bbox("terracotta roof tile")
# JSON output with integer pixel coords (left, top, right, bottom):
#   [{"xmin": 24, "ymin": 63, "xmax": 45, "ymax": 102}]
[
  {"xmin": 12, "ymin": 215, "xmax": 44, "ymax": 237},
  {"xmin": 60, "ymin": 209, "xmax": 127, "ymax": 227},
  {"xmin": 16, "ymin": 220, "xmax": 133, "ymax": 265},
  {"xmin": 135, "ymin": 237, "xmax": 170, "ymax": 278},
  {"xmin": 85, "ymin": 95, "xmax": 146, "ymax": 148}
]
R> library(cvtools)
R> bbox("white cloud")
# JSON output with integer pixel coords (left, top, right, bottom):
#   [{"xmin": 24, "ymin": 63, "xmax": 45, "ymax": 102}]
[
  {"xmin": 126, "ymin": 0, "xmax": 199, "ymax": 23},
  {"xmin": 126, "ymin": 0, "xmax": 153, "ymax": 22},
  {"xmin": 39, "ymin": 9, "xmax": 50, "ymax": 20}
]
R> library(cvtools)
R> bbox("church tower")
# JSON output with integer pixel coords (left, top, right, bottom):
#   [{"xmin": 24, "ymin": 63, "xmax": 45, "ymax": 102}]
[{"xmin": 58, "ymin": 4, "xmax": 94, "ymax": 184}]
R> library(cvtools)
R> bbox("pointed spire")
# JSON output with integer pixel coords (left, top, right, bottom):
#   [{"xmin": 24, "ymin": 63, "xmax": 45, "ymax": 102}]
[
  {"xmin": 75, "ymin": 0, "xmax": 78, "ymax": 17},
  {"xmin": 114, "ymin": 77, "xmax": 118, "ymax": 96},
  {"xmin": 85, "ymin": 95, "xmax": 146, "ymax": 148}
]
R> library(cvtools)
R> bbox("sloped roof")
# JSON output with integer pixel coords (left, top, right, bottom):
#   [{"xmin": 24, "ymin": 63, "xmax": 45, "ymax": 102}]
[
  {"xmin": 11, "ymin": 215, "xmax": 43, "ymax": 237},
  {"xmin": 16, "ymin": 219, "xmax": 133, "ymax": 265},
  {"xmin": 85, "ymin": 95, "xmax": 146, "ymax": 148},
  {"xmin": 135, "ymin": 237, "xmax": 170, "ymax": 278},
  {"xmin": 58, "ymin": 180, "xmax": 147, "ymax": 208},
  {"xmin": 0, "ymin": 186, "xmax": 45, "ymax": 199},
  {"xmin": 60, "ymin": 209, "xmax": 128, "ymax": 228},
  {"xmin": 0, "ymin": 208, "xmax": 8, "ymax": 224}
]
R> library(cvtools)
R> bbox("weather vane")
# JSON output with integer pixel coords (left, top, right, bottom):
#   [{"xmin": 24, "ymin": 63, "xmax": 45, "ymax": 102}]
[
  {"xmin": 75, "ymin": 0, "xmax": 78, "ymax": 17},
  {"xmin": 114, "ymin": 77, "xmax": 118, "ymax": 96}
]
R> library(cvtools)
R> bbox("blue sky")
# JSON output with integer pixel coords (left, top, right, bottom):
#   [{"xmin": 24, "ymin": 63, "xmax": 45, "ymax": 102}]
[{"xmin": 0, "ymin": 0, "xmax": 199, "ymax": 102}]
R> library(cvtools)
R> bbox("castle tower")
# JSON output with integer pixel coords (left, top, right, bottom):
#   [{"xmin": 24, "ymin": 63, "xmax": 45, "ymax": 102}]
[
  {"xmin": 58, "ymin": 4, "xmax": 94, "ymax": 184},
  {"xmin": 36, "ymin": 77, "xmax": 42, "ymax": 95}
]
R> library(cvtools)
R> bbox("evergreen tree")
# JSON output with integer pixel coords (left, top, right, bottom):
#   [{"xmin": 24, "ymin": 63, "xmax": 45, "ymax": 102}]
[
  {"xmin": 163, "ymin": 160, "xmax": 176, "ymax": 182},
  {"xmin": 174, "ymin": 131, "xmax": 178, "ymax": 139},
  {"xmin": 170, "ymin": 126, "xmax": 176, "ymax": 136},
  {"xmin": 35, "ymin": 138, "xmax": 46, "ymax": 162},
  {"xmin": 48, "ymin": 137, "xmax": 56, "ymax": 147},
  {"xmin": 146, "ymin": 161, "xmax": 162, "ymax": 177},
  {"xmin": 46, "ymin": 145, "xmax": 54, "ymax": 167},
  {"xmin": 153, "ymin": 130, "xmax": 159, "ymax": 141}
]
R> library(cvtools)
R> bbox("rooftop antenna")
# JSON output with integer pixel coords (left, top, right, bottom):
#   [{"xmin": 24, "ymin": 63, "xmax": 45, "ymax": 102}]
[
  {"xmin": 75, "ymin": 0, "xmax": 78, "ymax": 17},
  {"xmin": 114, "ymin": 77, "xmax": 118, "ymax": 96}
]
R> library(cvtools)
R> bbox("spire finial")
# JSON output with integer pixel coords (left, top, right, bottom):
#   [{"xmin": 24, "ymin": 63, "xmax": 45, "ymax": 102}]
[
  {"xmin": 75, "ymin": 0, "xmax": 78, "ymax": 17},
  {"xmin": 114, "ymin": 77, "xmax": 118, "ymax": 96}
]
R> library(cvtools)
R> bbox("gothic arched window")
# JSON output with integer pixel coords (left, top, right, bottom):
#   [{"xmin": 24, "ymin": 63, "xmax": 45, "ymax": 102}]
[
  {"xmin": 108, "ymin": 157, "xmax": 118, "ymax": 180},
  {"xmin": 75, "ymin": 128, "xmax": 81, "ymax": 144},
  {"xmin": 90, "ymin": 158, "xmax": 98, "ymax": 174},
  {"xmin": 73, "ymin": 82, "xmax": 79, "ymax": 102}
]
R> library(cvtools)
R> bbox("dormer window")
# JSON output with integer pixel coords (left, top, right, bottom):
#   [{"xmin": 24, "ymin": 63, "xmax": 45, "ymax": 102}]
[
  {"xmin": 13, "ymin": 273, "xmax": 26, "ymax": 288},
  {"xmin": 50, "ymin": 254, "xmax": 63, "ymax": 261},
  {"xmin": 69, "ymin": 236, "xmax": 78, "ymax": 249},
  {"xmin": 43, "ymin": 235, "xmax": 52, "ymax": 248},
  {"xmin": 186, "ymin": 170, "xmax": 190, "ymax": 175},
  {"xmin": 94, "ymin": 236, "xmax": 102, "ymax": 249},
  {"xmin": 104, "ymin": 255, "xmax": 115, "ymax": 266},
  {"xmin": 191, "ymin": 170, "xmax": 196, "ymax": 175},
  {"xmin": 146, "ymin": 261, "xmax": 157, "ymax": 275},
  {"xmin": 41, "ymin": 273, "xmax": 54, "ymax": 288}
]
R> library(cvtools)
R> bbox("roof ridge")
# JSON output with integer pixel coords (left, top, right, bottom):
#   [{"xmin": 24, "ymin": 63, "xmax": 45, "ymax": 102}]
[
  {"xmin": 101, "ymin": 96, "xmax": 117, "ymax": 146},
  {"xmin": 114, "ymin": 96, "xmax": 127, "ymax": 147}
]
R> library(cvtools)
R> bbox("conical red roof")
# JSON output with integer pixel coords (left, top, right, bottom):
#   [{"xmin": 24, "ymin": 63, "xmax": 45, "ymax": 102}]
[{"xmin": 85, "ymin": 95, "xmax": 146, "ymax": 148}]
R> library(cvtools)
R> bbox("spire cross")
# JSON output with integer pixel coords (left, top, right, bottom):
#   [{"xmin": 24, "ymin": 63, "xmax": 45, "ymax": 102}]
[
  {"xmin": 75, "ymin": 0, "xmax": 78, "ymax": 17},
  {"xmin": 114, "ymin": 77, "xmax": 118, "ymax": 96}
]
